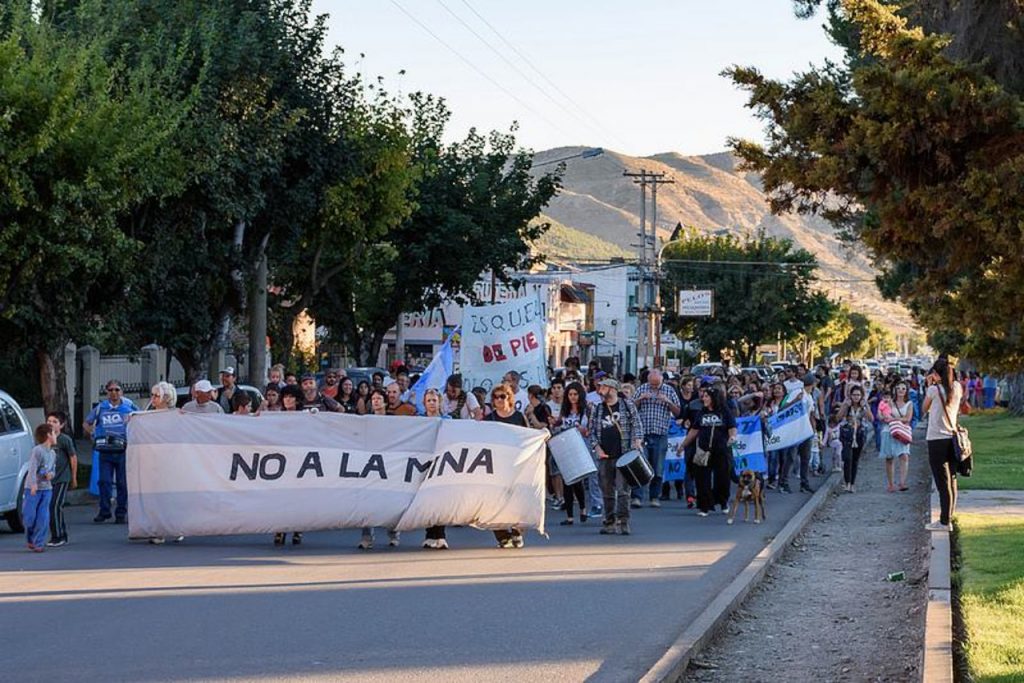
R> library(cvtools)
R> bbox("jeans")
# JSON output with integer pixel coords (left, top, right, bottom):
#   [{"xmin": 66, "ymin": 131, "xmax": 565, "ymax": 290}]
[
  {"xmin": 598, "ymin": 457, "xmax": 631, "ymax": 522},
  {"xmin": 983, "ymin": 387, "xmax": 996, "ymax": 409},
  {"xmin": 767, "ymin": 449, "xmax": 782, "ymax": 482},
  {"xmin": 928, "ymin": 438, "xmax": 958, "ymax": 525},
  {"xmin": 49, "ymin": 482, "xmax": 69, "ymax": 542},
  {"xmin": 634, "ymin": 434, "xmax": 668, "ymax": 502},
  {"xmin": 98, "ymin": 451, "xmax": 127, "ymax": 519},
  {"xmin": 23, "ymin": 488, "xmax": 52, "ymax": 548},
  {"xmin": 778, "ymin": 446, "xmax": 796, "ymax": 488},
  {"xmin": 797, "ymin": 437, "xmax": 812, "ymax": 488},
  {"xmin": 586, "ymin": 472, "xmax": 603, "ymax": 513}
]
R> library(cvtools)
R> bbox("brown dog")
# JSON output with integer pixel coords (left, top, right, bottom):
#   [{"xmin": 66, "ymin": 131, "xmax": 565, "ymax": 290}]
[{"xmin": 727, "ymin": 469, "xmax": 766, "ymax": 525}]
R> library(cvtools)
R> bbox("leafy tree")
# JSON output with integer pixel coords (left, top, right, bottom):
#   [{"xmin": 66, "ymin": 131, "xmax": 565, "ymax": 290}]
[
  {"xmin": 308, "ymin": 100, "xmax": 562, "ymax": 365},
  {"xmin": 0, "ymin": 4, "xmax": 189, "ymax": 413},
  {"xmin": 725, "ymin": 0, "xmax": 1024, "ymax": 413},
  {"xmin": 660, "ymin": 228, "xmax": 837, "ymax": 366}
]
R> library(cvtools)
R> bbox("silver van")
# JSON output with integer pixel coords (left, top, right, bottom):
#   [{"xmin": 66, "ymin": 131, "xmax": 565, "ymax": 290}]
[{"xmin": 0, "ymin": 390, "xmax": 33, "ymax": 532}]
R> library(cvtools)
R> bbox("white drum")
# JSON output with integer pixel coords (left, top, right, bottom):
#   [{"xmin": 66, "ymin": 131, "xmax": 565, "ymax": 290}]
[{"xmin": 548, "ymin": 428, "xmax": 597, "ymax": 484}]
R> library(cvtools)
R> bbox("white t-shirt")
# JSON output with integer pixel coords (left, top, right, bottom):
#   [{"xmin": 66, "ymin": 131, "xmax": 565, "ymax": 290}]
[
  {"xmin": 585, "ymin": 390, "xmax": 601, "ymax": 405},
  {"xmin": 512, "ymin": 388, "xmax": 529, "ymax": 414},
  {"xmin": 801, "ymin": 390, "xmax": 816, "ymax": 430},
  {"xmin": 441, "ymin": 391, "xmax": 480, "ymax": 419},
  {"xmin": 546, "ymin": 399, "xmax": 562, "ymax": 420},
  {"xmin": 926, "ymin": 383, "xmax": 962, "ymax": 440}
]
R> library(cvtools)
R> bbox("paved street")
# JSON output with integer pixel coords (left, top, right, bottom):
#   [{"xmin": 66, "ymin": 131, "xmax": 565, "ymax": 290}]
[{"xmin": 1, "ymin": 485, "xmax": 822, "ymax": 682}]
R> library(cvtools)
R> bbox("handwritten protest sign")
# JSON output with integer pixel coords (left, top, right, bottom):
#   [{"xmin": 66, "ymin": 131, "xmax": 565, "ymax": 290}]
[{"xmin": 460, "ymin": 296, "xmax": 547, "ymax": 393}]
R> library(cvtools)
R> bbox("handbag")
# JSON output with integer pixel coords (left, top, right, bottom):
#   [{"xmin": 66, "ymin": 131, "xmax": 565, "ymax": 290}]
[
  {"xmin": 941, "ymin": 392, "xmax": 972, "ymax": 462},
  {"xmin": 957, "ymin": 453, "xmax": 973, "ymax": 477},
  {"xmin": 693, "ymin": 423, "xmax": 715, "ymax": 467},
  {"xmin": 888, "ymin": 411, "xmax": 912, "ymax": 444}
]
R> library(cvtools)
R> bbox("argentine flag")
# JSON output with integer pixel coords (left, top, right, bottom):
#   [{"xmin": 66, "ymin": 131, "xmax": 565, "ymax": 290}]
[{"xmin": 411, "ymin": 328, "xmax": 458, "ymax": 415}]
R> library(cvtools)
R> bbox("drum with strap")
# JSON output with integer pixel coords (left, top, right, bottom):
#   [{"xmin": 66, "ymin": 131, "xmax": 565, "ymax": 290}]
[
  {"xmin": 617, "ymin": 449, "xmax": 654, "ymax": 488},
  {"xmin": 548, "ymin": 428, "xmax": 597, "ymax": 484}
]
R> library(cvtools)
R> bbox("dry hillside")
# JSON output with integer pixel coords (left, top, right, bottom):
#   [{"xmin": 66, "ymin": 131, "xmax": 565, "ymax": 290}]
[{"xmin": 531, "ymin": 146, "xmax": 916, "ymax": 334}]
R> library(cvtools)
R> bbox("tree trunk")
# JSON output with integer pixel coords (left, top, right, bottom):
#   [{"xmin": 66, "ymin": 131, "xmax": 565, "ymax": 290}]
[
  {"xmin": 174, "ymin": 349, "xmax": 201, "ymax": 386},
  {"xmin": 248, "ymin": 250, "xmax": 268, "ymax": 386},
  {"xmin": 35, "ymin": 343, "xmax": 69, "ymax": 417},
  {"xmin": 1007, "ymin": 372, "xmax": 1024, "ymax": 417}
]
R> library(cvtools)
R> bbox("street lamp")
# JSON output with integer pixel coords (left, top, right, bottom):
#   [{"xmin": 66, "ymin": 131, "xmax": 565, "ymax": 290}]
[{"xmin": 531, "ymin": 147, "xmax": 604, "ymax": 168}]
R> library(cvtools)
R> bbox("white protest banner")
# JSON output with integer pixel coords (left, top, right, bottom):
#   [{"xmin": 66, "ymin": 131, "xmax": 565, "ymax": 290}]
[
  {"xmin": 125, "ymin": 411, "xmax": 547, "ymax": 539},
  {"xmin": 733, "ymin": 414, "xmax": 767, "ymax": 473},
  {"xmin": 764, "ymin": 401, "xmax": 814, "ymax": 452},
  {"xmin": 459, "ymin": 296, "xmax": 547, "ymax": 393}
]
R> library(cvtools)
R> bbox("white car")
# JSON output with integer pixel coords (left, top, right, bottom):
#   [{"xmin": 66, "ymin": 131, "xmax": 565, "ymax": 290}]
[{"xmin": 0, "ymin": 390, "xmax": 33, "ymax": 532}]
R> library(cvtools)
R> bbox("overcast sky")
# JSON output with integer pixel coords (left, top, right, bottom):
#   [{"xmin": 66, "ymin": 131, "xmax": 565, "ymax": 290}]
[{"xmin": 312, "ymin": 1, "xmax": 845, "ymax": 157}]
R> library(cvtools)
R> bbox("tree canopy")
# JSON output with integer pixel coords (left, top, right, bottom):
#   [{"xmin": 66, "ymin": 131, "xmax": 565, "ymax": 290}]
[
  {"xmin": 660, "ymin": 229, "xmax": 836, "ymax": 366},
  {"xmin": 725, "ymin": 1, "xmax": 1024, "ymax": 411}
]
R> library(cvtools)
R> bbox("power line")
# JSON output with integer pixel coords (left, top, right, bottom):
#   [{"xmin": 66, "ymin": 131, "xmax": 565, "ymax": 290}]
[
  {"xmin": 388, "ymin": 0, "xmax": 576, "ymax": 139},
  {"xmin": 457, "ymin": 0, "xmax": 629, "ymax": 149},
  {"xmin": 435, "ymin": 0, "xmax": 612, "ymax": 144}
]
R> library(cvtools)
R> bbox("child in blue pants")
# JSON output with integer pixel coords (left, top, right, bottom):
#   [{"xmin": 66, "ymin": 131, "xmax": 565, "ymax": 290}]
[{"xmin": 24, "ymin": 423, "xmax": 57, "ymax": 551}]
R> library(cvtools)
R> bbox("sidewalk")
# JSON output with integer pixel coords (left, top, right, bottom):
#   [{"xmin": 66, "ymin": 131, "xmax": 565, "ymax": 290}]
[{"xmin": 955, "ymin": 489, "xmax": 1024, "ymax": 516}]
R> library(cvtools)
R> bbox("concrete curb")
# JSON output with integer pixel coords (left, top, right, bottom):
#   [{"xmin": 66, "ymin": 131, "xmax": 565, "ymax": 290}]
[
  {"xmin": 922, "ymin": 488, "xmax": 954, "ymax": 683},
  {"xmin": 641, "ymin": 472, "xmax": 841, "ymax": 683}
]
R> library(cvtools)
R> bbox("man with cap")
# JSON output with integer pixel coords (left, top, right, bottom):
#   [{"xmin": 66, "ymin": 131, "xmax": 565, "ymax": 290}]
[
  {"xmin": 182, "ymin": 380, "xmax": 225, "ymax": 414},
  {"xmin": 216, "ymin": 367, "xmax": 238, "ymax": 413},
  {"xmin": 300, "ymin": 373, "xmax": 342, "ymax": 412},
  {"xmin": 586, "ymin": 377, "xmax": 643, "ymax": 535}
]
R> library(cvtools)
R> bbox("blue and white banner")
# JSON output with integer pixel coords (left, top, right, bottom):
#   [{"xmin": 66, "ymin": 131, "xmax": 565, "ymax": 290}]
[
  {"xmin": 410, "ymin": 327, "xmax": 458, "ymax": 414},
  {"xmin": 764, "ymin": 400, "xmax": 814, "ymax": 452},
  {"xmin": 664, "ymin": 435, "xmax": 687, "ymax": 482},
  {"xmin": 732, "ymin": 415, "xmax": 767, "ymax": 474}
]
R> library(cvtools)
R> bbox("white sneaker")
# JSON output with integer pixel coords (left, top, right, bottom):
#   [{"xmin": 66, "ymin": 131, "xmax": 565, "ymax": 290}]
[
  {"xmin": 925, "ymin": 521, "xmax": 949, "ymax": 531},
  {"xmin": 358, "ymin": 537, "xmax": 373, "ymax": 550},
  {"xmin": 720, "ymin": 506, "xmax": 730, "ymax": 515},
  {"xmin": 148, "ymin": 537, "xmax": 166, "ymax": 545},
  {"xmin": 422, "ymin": 538, "xmax": 437, "ymax": 549},
  {"xmin": 649, "ymin": 499, "xmax": 661, "ymax": 508},
  {"xmin": 388, "ymin": 537, "xmax": 400, "ymax": 548},
  {"xmin": 435, "ymin": 538, "xmax": 449, "ymax": 550},
  {"xmin": 174, "ymin": 536, "xmax": 185, "ymax": 543},
  {"xmin": 697, "ymin": 511, "xmax": 709, "ymax": 518}
]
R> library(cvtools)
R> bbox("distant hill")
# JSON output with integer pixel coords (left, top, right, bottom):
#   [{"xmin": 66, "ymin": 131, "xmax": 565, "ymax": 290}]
[
  {"xmin": 534, "ymin": 214, "xmax": 631, "ymax": 261},
  {"xmin": 531, "ymin": 146, "xmax": 916, "ymax": 333}
]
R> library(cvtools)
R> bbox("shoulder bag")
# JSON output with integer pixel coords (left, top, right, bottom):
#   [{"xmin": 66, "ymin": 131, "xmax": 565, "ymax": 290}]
[
  {"xmin": 940, "ymin": 392, "xmax": 972, "ymax": 465},
  {"xmin": 693, "ymin": 422, "xmax": 715, "ymax": 467},
  {"xmin": 888, "ymin": 403, "xmax": 912, "ymax": 444}
]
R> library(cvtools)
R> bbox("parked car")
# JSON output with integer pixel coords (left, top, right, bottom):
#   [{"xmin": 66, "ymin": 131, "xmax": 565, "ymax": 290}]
[
  {"xmin": 344, "ymin": 367, "xmax": 390, "ymax": 388},
  {"xmin": 741, "ymin": 366, "xmax": 774, "ymax": 380},
  {"xmin": 690, "ymin": 362, "xmax": 738, "ymax": 378},
  {"xmin": 0, "ymin": 390, "xmax": 34, "ymax": 532},
  {"xmin": 175, "ymin": 384, "xmax": 265, "ymax": 410}
]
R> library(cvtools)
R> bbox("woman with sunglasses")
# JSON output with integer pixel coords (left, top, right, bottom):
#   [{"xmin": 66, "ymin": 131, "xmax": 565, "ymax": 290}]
[
  {"xmin": 421, "ymin": 389, "xmax": 452, "ymax": 550},
  {"xmin": 485, "ymin": 382, "xmax": 528, "ymax": 548},
  {"xmin": 879, "ymin": 382, "xmax": 914, "ymax": 492}
]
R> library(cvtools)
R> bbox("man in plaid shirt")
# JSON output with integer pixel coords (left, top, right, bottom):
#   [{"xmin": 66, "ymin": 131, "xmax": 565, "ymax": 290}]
[{"xmin": 632, "ymin": 369, "xmax": 681, "ymax": 507}]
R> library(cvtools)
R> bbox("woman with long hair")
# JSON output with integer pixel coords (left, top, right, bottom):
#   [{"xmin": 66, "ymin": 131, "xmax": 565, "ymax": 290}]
[
  {"xmin": 355, "ymin": 380, "xmax": 372, "ymax": 415},
  {"xmin": 554, "ymin": 381, "xmax": 590, "ymax": 526},
  {"xmin": 359, "ymin": 387, "xmax": 400, "ymax": 550},
  {"xmin": 837, "ymin": 385, "xmax": 870, "ymax": 492},
  {"xmin": 338, "ymin": 377, "xmax": 358, "ymax": 413},
  {"xmin": 681, "ymin": 383, "xmax": 737, "ymax": 516},
  {"xmin": 261, "ymin": 384, "xmax": 282, "ymax": 412},
  {"xmin": 273, "ymin": 384, "xmax": 306, "ymax": 546},
  {"xmin": 922, "ymin": 357, "xmax": 963, "ymax": 530},
  {"xmin": 879, "ymin": 382, "xmax": 914, "ymax": 492},
  {"xmin": 762, "ymin": 382, "xmax": 787, "ymax": 489},
  {"xmin": 421, "ymin": 388, "xmax": 452, "ymax": 550}
]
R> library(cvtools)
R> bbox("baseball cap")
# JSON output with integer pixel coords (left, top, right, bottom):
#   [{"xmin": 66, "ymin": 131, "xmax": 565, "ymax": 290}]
[
  {"xmin": 194, "ymin": 379, "xmax": 214, "ymax": 393},
  {"xmin": 219, "ymin": 366, "xmax": 235, "ymax": 376},
  {"xmin": 301, "ymin": 372, "xmax": 317, "ymax": 382},
  {"xmin": 598, "ymin": 378, "xmax": 620, "ymax": 390},
  {"xmin": 593, "ymin": 370, "xmax": 608, "ymax": 380}
]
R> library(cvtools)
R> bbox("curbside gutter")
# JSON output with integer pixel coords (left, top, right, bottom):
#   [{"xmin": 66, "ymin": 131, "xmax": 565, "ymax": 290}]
[
  {"xmin": 641, "ymin": 472, "xmax": 841, "ymax": 683},
  {"xmin": 922, "ymin": 488, "xmax": 954, "ymax": 683}
]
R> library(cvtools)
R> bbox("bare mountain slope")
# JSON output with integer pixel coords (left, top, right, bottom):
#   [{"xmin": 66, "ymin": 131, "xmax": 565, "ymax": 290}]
[{"xmin": 532, "ymin": 146, "xmax": 915, "ymax": 333}]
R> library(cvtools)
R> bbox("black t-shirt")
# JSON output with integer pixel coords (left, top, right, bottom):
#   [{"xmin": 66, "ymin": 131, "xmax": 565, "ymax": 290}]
[
  {"xmin": 693, "ymin": 408, "xmax": 736, "ymax": 452},
  {"xmin": 485, "ymin": 411, "xmax": 527, "ymax": 427},
  {"xmin": 532, "ymin": 402, "xmax": 551, "ymax": 427},
  {"xmin": 595, "ymin": 401, "xmax": 624, "ymax": 458}
]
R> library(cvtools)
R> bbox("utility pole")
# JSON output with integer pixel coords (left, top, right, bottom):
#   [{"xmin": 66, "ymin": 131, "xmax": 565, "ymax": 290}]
[{"xmin": 624, "ymin": 169, "xmax": 673, "ymax": 372}]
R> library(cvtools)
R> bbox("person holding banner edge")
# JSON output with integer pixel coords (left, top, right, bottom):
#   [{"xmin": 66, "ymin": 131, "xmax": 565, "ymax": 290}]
[{"xmin": 485, "ymin": 382, "xmax": 529, "ymax": 548}]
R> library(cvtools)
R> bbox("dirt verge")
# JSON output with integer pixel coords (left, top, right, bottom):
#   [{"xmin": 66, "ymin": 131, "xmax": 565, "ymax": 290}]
[{"xmin": 685, "ymin": 439, "xmax": 931, "ymax": 682}]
